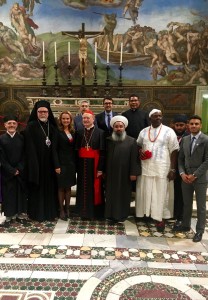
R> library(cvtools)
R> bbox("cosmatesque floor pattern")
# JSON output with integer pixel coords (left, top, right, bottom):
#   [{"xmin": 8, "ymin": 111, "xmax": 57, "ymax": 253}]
[{"xmin": 0, "ymin": 208, "xmax": 208, "ymax": 300}]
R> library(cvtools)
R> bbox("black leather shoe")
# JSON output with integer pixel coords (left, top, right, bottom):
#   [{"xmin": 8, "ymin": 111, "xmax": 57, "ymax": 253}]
[
  {"xmin": 173, "ymin": 225, "xmax": 190, "ymax": 232},
  {"xmin": 172, "ymin": 220, "xmax": 182, "ymax": 231},
  {"xmin": 16, "ymin": 217, "xmax": 29, "ymax": 225},
  {"xmin": 193, "ymin": 232, "xmax": 203, "ymax": 243}
]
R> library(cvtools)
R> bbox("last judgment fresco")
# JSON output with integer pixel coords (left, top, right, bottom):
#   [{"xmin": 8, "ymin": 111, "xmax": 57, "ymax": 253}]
[{"xmin": 0, "ymin": 0, "xmax": 207, "ymax": 86}]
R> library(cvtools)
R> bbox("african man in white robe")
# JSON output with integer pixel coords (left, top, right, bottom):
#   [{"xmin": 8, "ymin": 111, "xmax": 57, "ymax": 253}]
[{"xmin": 135, "ymin": 109, "xmax": 179, "ymax": 231}]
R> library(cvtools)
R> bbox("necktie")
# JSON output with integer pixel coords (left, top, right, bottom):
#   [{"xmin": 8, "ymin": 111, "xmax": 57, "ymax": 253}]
[
  {"xmin": 190, "ymin": 136, "xmax": 196, "ymax": 155},
  {"xmin": 107, "ymin": 113, "xmax": 111, "ymax": 129}
]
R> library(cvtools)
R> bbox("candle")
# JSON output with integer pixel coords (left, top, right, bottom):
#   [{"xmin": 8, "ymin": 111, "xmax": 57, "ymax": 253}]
[
  {"xmin": 95, "ymin": 42, "xmax": 97, "ymax": 64},
  {"xmin": 42, "ymin": 41, "xmax": 45, "ymax": 63},
  {"xmin": 68, "ymin": 42, "xmax": 70, "ymax": 65},
  {"xmin": 120, "ymin": 42, "xmax": 123, "ymax": 65},
  {"xmin": 54, "ymin": 42, "xmax": 57, "ymax": 64},
  {"xmin": 107, "ymin": 42, "xmax": 109, "ymax": 64}
]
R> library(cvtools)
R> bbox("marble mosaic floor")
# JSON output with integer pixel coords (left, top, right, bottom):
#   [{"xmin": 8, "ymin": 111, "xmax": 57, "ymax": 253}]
[{"xmin": 0, "ymin": 207, "xmax": 208, "ymax": 300}]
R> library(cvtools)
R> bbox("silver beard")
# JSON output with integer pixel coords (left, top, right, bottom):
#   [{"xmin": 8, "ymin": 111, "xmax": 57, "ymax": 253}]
[
  {"xmin": 112, "ymin": 131, "xmax": 126, "ymax": 141},
  {"xmin": 39, "ymin": 117, "xmax": 48, "ymax": 122}
]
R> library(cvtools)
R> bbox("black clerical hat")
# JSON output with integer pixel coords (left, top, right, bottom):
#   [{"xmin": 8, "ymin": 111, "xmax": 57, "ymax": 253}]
[
  {"xmin": 27, "ymin": 99, "xmax": 57, "ymax": 127},
  {"xmin": 173, "ymin": 114, "xmax": 188, "ymax": 123},
  {"xmin": 4, "ymin": 115, "xmax": 18, "ymax": 123},
  {"xmin": 36, "ymin": 100, "xmax": 50, "ymax": 109}
]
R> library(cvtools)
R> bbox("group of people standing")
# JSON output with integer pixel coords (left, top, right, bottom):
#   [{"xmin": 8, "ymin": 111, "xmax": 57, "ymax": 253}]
[{"xmin": 0, "ymin": 95, "xmax": 207, "ymax": 243}]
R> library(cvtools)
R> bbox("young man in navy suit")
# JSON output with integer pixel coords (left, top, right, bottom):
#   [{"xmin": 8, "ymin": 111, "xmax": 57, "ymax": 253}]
[
  {"xmin": 177, "ymin": 115, "xmax": 208, "ymax": 242},
  {"xmin": 95, "ymin": 97, "xmax": 118, "ymax": 137}
]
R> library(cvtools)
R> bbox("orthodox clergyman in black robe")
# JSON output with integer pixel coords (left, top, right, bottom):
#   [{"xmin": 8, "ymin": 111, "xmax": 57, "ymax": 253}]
[
  {"xmin": 23, "ymin": 100, "xmax": 58, "ymax": 221},
  {"xmin": 75, "ymin": 110, "xmax": 105, "ymax": 220},
  {"xmin": 105, "ymin": 115, "xmax": 141, "ymax": 223},
  {"xmin": 0, "ymin": 115, "xmax": 27, "ymax": 227}
]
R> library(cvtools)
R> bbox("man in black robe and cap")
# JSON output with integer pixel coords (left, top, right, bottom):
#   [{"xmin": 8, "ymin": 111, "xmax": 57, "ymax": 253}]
[
  {"xmin": 23, "ymin": 100, "xmax": 58, "ymax": 221},
  {"xmin": 105, "ymin": 115, "xmax": 141, "ymax": 223},
  {"xmin": 0, "ymin": 115, "xmax": 27, "ymax": 227},
  {"xmin": 122, "ymin": 94, "xmax": 149, "ymax": 193}
]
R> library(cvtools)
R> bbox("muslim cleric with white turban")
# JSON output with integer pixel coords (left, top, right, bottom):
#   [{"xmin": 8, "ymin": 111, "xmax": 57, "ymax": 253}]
[
  {"xmin": 110, "ymin": 115, "xmax": 128, "ymax": 128},
  {"xmin": 105, "ymin": 115, "xmax": 141, "ymax": 223}
]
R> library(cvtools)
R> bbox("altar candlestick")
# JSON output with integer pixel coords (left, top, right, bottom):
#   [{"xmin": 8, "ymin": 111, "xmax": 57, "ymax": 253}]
[
  {"xmin": 68, "ymin": 42, "xmax": 71, "ymax": 65},
  {"xmin": 95, "ymin": 42, "xmax": 97, "ymax": 64},
  {"xmin": 42, "ymin": 41, "xmax": 45, "ymax": 63},
  {"xmin": 107, "ymin": 42, "xmax": 109, "ymax": 64},
  {"xmin": 120, "ymin": 42, "xmax": 123, "ymax": 65},
  {"xmin": 54, "ymin": 42, "xmax": 57, "ymax": 64}
]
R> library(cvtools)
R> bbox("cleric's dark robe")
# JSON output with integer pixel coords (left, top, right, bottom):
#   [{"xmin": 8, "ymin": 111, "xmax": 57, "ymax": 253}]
[
  {"xmin": 105, "ymin": 135, "xmax": 141, "ymax": 221},
  {"xmin": 23, "ymin": 120, "xmax": 58, "ymax": 221},
  {"xmin": 75, "ymin": 127, "xmax": 105, "ymax": 219},
  {"xmin": 122, "ymin": 109, "xmax": 149, "ymax": 139},
  {"xmin": 0, "ymin": 132, "xmax": 27, "ymax": 217}
]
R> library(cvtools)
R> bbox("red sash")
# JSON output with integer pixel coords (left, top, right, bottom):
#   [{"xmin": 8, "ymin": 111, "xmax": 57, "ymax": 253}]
[{"xmin": 78, "ymin": 147, "xmax": 102, "ymax": 205}]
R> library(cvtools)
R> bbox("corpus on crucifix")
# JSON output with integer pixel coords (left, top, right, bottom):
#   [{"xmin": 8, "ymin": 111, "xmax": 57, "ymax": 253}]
[{"xmin": 62, "ymin": 23, "xmax": 103, "ymax": 83}]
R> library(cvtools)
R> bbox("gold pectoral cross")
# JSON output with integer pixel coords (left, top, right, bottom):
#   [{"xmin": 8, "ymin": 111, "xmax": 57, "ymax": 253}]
[{"xmin": 86, "ymin": 144, "xmax": 90, "ymax": 151}]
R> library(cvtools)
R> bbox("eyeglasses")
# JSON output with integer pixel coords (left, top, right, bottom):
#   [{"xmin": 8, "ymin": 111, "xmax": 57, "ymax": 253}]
[
  {"xmin": 104, "ymin": 102, "xmax": 112, "ymax": 105},
  {"xmin": 37, "ymin": 110, "xmax": 48, "ymax": 113}
]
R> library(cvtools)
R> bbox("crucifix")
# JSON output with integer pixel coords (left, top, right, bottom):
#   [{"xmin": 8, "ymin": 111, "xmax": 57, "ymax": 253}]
[{"xmin": 62, "ymin": 23, "xmax": 103, "ymax": 87}]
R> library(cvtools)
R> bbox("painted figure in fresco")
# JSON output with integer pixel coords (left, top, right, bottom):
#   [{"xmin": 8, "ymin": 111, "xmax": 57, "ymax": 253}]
[
  {"xmin": 152, "ymin": 61, "xmax": 168, "ymax": 81},
  {"xmin": 185, "ymin": 53, "xmax": 208, "ymax": 86},
  {"xmin": 0, "ymin": 56, "xmax": 42, "ymax": 81},
  {"xmin": 167, "ymin": 20, "xmax": 205, "ymax": 43},
  {"xmin": 63, "ymin": 0, "xmax": 122, "ymax": 10},
  {"xmin": 22, "ymin": 0, "xmax": 41, "ymax": 16},
  {"xmin": 103, "ymin": 13, "xmax": 117, "ymax": 50},
  {"xmin": 126, "ymin": 25, "xmax": 144, "ymax": 54},
  {"xmin": 167, "ymin": 20, "xmax": 206, "ymax": 65},
  {"xmin": 0, "ymin": 22, "xmax": 27, "ymax": 60},
  {"xmin": 22, "ymin": 8, "xmax": 39, "ymax": 46},
  {"xmin": 157, "ymin": 30, "xmax": 182, "ymax": 66},
  {"xmin": 0, "ymin": 0, "xmax": 6, "ymax": 6},
  {"xmin": 10, "ymin": 2, "xmax": 28, "ymax": 39},
  {"xmin": 10, "ymin": 2, "xmax": 39, "ymax": 46},
  {"xmin": 123, "ymin": 0, "xmax": 143, "ymax": 25}
]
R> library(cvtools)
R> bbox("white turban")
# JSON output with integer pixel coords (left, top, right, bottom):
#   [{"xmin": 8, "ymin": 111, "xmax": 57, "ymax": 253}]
[
  {"xmin": 149, "ymin": 109, "xmax": 161, "ymax": 118},
  {"xmin": 110, "ymin": 115, "xmax": 128, "ymax": 128}
]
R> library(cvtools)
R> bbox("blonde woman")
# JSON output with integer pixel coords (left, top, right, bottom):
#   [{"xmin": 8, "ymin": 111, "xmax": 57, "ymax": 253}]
[{"xmin": 54, "ymin": 111, "xmax": 76, "ymax": 220}]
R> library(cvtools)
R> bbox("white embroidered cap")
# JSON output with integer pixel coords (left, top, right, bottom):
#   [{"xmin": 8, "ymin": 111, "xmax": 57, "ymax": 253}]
[{"xmin": 149, "ymin": 109, "xmax": 161, "ymax": 118}]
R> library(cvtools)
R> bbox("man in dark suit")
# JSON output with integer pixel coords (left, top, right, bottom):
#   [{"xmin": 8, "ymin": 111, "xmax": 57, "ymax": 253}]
[
  {"xmin": 74, "ymin": 100, "xmax": 97, "ymax": 131},
  {"xmin": 177, "ymin": 115, "xmax": 208, "ymax": 242},
  {"xmin": 74, "ymin": 100, "xmax": 90, "ymax": 131},
  {"xmin": 95, "ymin": 97, "xmax": 118, "ymax": 137}
]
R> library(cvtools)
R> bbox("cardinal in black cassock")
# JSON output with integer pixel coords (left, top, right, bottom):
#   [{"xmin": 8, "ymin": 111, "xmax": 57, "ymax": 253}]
[{"xmin": 23, "ymin": 100, "xmax": 58, "ymax": 221}]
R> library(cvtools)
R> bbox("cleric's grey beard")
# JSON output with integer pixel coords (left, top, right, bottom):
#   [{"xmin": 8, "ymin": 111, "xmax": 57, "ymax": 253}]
[
  {"xmin": 38, "ymin": 117, "xmax": 48, "ymax": 122},
  {"xmin": 112, "ymin": 131, "xmax": 126, "ymax": 141}
]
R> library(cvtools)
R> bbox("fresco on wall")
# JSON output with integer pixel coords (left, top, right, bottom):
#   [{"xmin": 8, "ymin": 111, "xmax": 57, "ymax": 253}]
[{"xmin": 0, "ymin": 0, "xmax": 207, "ymax": 86}]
